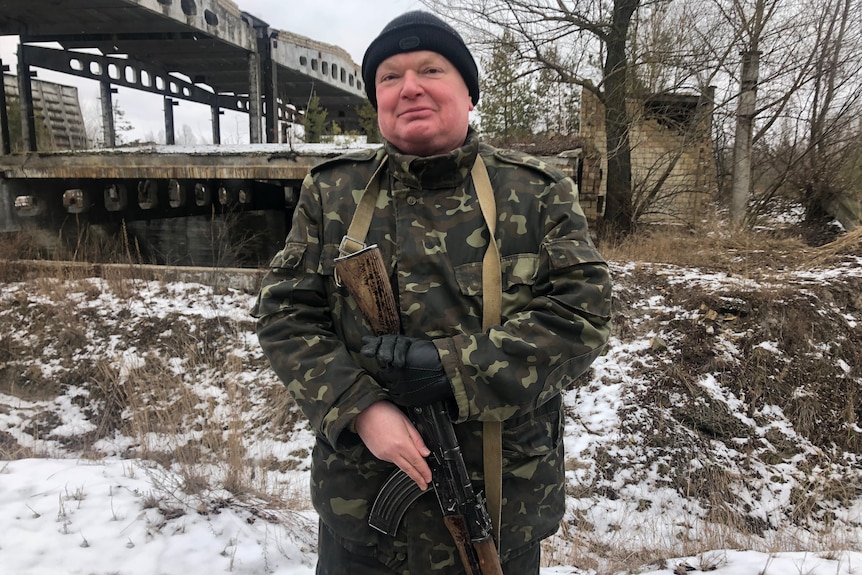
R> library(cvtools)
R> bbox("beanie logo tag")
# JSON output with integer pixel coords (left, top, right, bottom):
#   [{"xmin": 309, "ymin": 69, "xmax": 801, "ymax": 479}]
[{"xmin": 399, "ymin": 36, "xmax": 421, "ymax": 50}]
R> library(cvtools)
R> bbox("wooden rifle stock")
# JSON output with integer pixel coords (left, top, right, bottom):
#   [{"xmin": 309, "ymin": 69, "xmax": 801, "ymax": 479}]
[
  {"xmin": 474, "ymin": 538, "xmax": 505, "ymax": 575},
  {"xmin": 334, "ymin": 244, "xmax": 400, "ymax": 335},
  {"xmin": 444, "ymin": 515, "xmax": 504, "ymax": 575}
]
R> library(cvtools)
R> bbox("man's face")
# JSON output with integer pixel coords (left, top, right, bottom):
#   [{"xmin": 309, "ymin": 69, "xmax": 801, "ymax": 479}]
[{"xmin": 375, "ymin": 50, "xmax": 474, "ymax": 156}]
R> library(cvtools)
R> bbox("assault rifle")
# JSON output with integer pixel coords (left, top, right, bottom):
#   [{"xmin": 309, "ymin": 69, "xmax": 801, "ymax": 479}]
[
  {"xmin": 335, "ymin": 244, "xmax": 503, "ymax": 575},
  {"xmin": 370, "ymin": 401, "xmax": 501, "ymax": 574}
]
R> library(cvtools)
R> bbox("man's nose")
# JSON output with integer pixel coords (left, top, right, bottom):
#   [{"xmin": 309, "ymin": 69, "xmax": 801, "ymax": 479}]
[{"xmin": 400, "ymin": 71, "xmax": 424, "ymax": 97}]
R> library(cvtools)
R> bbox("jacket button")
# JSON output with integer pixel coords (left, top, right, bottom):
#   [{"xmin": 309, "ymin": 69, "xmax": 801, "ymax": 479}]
[{"xmin": 406, "ymin": 196, "xmax": 418, "ymax": 206}]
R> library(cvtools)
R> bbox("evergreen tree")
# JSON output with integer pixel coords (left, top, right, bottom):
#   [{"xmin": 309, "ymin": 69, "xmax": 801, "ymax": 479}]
[
  {"xmin": 478, "ymin": 30, "xmax": 539, "ymax": 141},
  {"xmin": 535, "ymin": 48, "xmax": 580, "ymax": 136},
  {"xmin": 358, "ymin": 100, "xmax": 381, "ymax": 143},
  {"xmin": 302, "ymin": 90, "xmax": 327, "ymax": 143},
  {"xmin": 112, "ymin": 99, "xmax": 135, "ymax": 145}
]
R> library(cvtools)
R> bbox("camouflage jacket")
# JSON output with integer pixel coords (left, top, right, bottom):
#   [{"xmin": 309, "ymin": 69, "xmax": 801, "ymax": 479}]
[{"xmin": 254, "ymin": 130, "xmax": 612, "ymax": 571}]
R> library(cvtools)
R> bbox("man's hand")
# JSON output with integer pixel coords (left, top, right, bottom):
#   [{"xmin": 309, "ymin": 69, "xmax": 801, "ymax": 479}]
[
  {"xmin": 361, "ymin": 335, "xmax": 453, "ymax": 406},
  {"xmin": 354, "ymin": 401, "xmax": 432, "ymax": 490}
]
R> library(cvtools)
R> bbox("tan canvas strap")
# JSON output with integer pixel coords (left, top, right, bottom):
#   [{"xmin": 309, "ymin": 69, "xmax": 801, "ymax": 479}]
[
  {"xmin": 471, "ymin": 157, "xmax": 502, "ymax": 328},
  {"xmin": 342, "ymin": 153, "xmax": 504, "ymax": 542},
  {"xmin": 470, "ymin": 157, "xmax": 504, "ymax": 544},
  {"xmin": 339, "ymin": 156, "xmax": 389, "ymax": 256}
]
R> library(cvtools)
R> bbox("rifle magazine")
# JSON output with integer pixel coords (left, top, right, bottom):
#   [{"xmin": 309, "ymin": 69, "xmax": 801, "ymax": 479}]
[{"xmin": 368, "ymin": 468, "xmax": 429, "ymax": 535}]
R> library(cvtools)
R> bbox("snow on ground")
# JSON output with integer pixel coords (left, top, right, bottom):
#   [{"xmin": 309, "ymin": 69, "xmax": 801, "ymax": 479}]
[
  {"xmin": 0, "ymin": 458, "xmax": 317, "ymax": 575},
  {"xmin": 2, "ymin": 254, "xmax": 861, "ymax": 574},
  {"xmin": 2, "ymin": 458, "xmax": 861, "ymax": 575}
]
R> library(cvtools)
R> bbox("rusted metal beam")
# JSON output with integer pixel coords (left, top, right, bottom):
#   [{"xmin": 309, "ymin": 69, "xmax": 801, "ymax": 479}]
[
  {"xmin": 23, "ymin": 45, "xmax": 225, "ymax": 108},
  {"xmin": 247, "ymin": 50, "xmax": 262, "ymax": 144}
]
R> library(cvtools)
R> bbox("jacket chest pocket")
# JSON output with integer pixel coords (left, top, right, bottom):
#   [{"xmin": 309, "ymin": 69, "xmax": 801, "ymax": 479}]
[{"xmin": 454, "ymin": 253, "xmax": 538, "ymax": 319}]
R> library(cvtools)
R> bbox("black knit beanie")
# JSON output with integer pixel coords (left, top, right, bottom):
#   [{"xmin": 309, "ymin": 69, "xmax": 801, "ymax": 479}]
[{"xmin": 362, "ymin": 11, "xmax": 480, "ymax": 109}]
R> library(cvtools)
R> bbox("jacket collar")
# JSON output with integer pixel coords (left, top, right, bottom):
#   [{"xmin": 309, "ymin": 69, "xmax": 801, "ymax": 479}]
[{"xmin": 383, "ymin": 128, "xmax": 480, "ymax": 190}]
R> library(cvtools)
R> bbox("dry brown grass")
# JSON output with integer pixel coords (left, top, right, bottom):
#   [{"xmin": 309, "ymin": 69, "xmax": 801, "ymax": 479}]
[
  {"xmin": 85, "ymin": 316, "xmax": 306, "ymax": 506},
  {"xmin": 602, "ymin": 220, "xmax": 861, "ymax": 285},
  {"xmin": 601, "ymin": 221, "xmax": 815, "ymax": 274},
  {"xmin": 552, "ymin": 222, "xmax": 862, "ymax": 572},
  {"xmin": 0, "ymin": 222, "xmax": 142, "ymax": 265},
  {"xmin": 804, "ymin": 227, "xmax": 862, "ymax": 266},
  {"xmin": 0, "ymin": 265, "xmax": 308, "ymax": 512}
]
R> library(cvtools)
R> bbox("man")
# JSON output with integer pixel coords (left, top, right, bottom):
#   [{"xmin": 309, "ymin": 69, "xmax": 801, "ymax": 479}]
[{"xmin": 254, "ymin": 10, "xmax": 612, "ymax": 574}]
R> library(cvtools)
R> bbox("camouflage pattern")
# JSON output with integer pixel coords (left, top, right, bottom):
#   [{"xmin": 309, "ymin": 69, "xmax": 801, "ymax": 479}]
[{"xmin": 254, "ymin": 129, "xmax": 612, "ymax": 573}]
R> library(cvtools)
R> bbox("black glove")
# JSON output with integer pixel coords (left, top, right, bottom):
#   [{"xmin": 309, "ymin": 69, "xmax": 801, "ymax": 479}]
[{"xmin": 361, "ymin": 335, "xmax": 454, "ymax": 407}]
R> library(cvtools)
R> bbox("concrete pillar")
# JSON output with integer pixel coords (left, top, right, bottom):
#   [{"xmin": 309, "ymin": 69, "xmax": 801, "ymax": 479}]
[
  {"xmin": 164, "ymin": 97, "xmax": 177, "ymax": 145},
  {"xmin": 0, "ymin": 180, "xmax": 19, "ymax": 232},
  {"xmin": 16, "ymin": 50, "xmax": 37, "ymax": 152},
  {"xmin": 0, "ymin": 62, "xmax": 11, "ymax": 155},
  {"xmin": 247, "ymin": 51, "xmax": 262, "ymax": 144},
  {"xmin": 259, "ymin": 34, "xmax": 278, "ymax": 144},
  {"xmin": 211, "ymin": 105, "xmax": 222, "ymax": 145},
  {"xmin": 100, "ymin": 81, "xmax": 116, "ymax": 148}
]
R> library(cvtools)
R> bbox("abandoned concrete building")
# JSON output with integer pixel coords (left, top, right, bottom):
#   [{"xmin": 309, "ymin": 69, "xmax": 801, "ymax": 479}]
[{"xmin": 580, "ymin": 88, "xmax": 718, "ymax": 226}]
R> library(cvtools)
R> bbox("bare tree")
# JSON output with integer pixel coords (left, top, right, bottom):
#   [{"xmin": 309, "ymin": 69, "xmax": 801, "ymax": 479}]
[
  {"xmin": 177, "ymin": 123, "xmax": 198, "ymax": 146},
  {"xmin": 81, "ymin": 99, "xmax": 103, "ymax": 149},
  {"xmin": 696, "ymin": 0, "xmax": 862, "ymax": 231},
  {"xmin": 422, "ymin": 0, "xmax": 862, "ymax": 236},
  {"xmin": 722, "ymin": 0, "xmax": 775, "ymax": 225},
  {"xmin": 794, "ymin": 0, "xmax": 862, "ymax": 232},
  {"xmin": 421, "ymin": 0, "xmax": 642, "ymax": 237}
]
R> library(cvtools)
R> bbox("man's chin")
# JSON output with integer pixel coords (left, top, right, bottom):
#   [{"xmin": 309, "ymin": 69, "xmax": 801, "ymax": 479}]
[{"xmin": 390, "ymin": 132, "xmax": 439, "ymax": 156}]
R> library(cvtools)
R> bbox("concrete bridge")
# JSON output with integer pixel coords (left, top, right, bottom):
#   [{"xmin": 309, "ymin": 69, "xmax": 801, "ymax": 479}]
[{"xmin": 0, "ymin": 0, "xmax": 367, "ymax": 150}]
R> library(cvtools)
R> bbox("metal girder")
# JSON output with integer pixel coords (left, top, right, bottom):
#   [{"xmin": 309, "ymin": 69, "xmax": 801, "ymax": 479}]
[
  {"xmin": 0, "ymin": 0, "xmax": 256, "ymax": 51},
  {"xmin": 0, "ymin": 0, "xmax": 365, "ymax": 105},
  {"xmin": 1, "ymin": 0, "xmax": 368, "ymax": 147},
  {"xmin": 21, "ymin": 45, "xmax": 232, "ymax": 108}
]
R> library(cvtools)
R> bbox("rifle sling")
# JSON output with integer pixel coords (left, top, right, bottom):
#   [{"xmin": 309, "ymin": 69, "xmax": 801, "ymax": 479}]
[
  {"xmin": 470, "ymin": 157, "xmax": 503, "ymax": 545},
  {"xmin": 340, "ymin": 157, "xmax": 388, "ymax": 255},
  {"xmin": 343, "ymin": 153, "xmax": 504, "ymax": 545}
]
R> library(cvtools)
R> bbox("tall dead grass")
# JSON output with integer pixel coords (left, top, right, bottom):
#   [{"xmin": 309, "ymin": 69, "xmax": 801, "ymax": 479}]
[
  {"xmin": 600, "ymin": 221, "xmax": 814, "ymax": 273},
  {"xmin": 542, "ymin": 471, "xmax": 861, "ymax": 574},
  {"xmin": 84, "ymin": 308, "xmax": 307, "ymax": 510},
  {"xmin": 0, "ymin": 260, "xmax": 307, "ymax": 512},
  {"xmin": 804, "ymin": 227, "xmax": 862, "ymax": 266}
]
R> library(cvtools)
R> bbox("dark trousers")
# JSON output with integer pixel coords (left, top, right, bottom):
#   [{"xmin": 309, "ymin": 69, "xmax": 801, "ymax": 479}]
[{"xmin": 316, "ymin": 522, "xmax": 541, "ymax": 575}]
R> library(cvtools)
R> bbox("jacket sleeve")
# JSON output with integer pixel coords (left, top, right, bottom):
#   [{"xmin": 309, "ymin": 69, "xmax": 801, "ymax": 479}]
[
  {"xmin": 436, "ymin": 170, "xmax": 613, "ymax": 423},
  {"xmin": 253, "ymin": 172, "xmax": 387, "ymax": 452}
]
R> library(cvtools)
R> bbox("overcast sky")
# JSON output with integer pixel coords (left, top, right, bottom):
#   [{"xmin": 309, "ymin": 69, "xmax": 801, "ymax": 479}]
[{"xmin": 0, "ymin": 0, "xmax": 425, "ymax": 144}]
